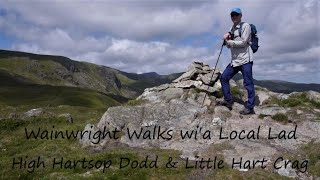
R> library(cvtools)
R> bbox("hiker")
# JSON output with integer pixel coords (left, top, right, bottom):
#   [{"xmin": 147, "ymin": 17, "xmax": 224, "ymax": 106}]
[{"xmin": 217, "ymin": 7, "xmax": 255, "ymax": 115}]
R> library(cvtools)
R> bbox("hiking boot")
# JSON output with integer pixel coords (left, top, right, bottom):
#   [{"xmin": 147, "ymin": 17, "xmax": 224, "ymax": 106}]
[
  {"xmin": 216, "ymin": 100, "xmax": 233, "ymax": 110},
  {"xmin": 239, "ymin": 108, "xmax": 255, "ymax": 115}
]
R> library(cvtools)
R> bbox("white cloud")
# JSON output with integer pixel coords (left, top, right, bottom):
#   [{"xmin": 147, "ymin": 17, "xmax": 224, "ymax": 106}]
[
  {"xmin": 84, "ymin": 38, "xmax": 214, "ymax": 74},
  {"xmin": 12, "ymin": 34, "xmax": 214, "ymax": 74},
  {"xmin": 0, "ymin": 0, "xmax": 319, "ymax": 83},
  {"xmin": 1, "ymin": 0, "xmax": 216, "ymax": 39}
]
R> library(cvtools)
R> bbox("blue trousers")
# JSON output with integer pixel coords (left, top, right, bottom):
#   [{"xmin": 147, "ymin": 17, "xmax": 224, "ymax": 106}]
[{"xmin": 220, "ymin": 62, "xmax": 255, "ymax": 109}]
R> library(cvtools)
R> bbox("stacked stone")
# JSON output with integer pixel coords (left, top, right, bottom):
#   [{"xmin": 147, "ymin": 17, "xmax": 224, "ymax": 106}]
[{"xmin": 171, "ymin": 61, "xmax": 221, "ymax": 93}]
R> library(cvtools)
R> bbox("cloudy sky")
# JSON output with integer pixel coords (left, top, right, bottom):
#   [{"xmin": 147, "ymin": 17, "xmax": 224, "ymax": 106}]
[{"xmin": 0, "ymin": 0, "xmax": 319, "ymax": 83}]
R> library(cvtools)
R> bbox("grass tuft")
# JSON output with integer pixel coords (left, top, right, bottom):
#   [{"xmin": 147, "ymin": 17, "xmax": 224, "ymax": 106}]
[
  {"xmin": 124, "ymin": 99, "xmax": 147, "ymax": 106},
  {"xmin": 258, "ymin": 114, "xmax": 268, "ymax": 119},
  {"xmin": 271, "ymin": 113, "xmax": 288, "ymax": 123},
  {"xmin": 231, "ymin": 87, "xmax": 243, "ymax": 97},
  {"xmin": 265, "ymin": 92, "xmax": 320, "ymax": 109},
  {"xmin": 302, "ymin": 141, "xmax": 320, "ymax": 176}
]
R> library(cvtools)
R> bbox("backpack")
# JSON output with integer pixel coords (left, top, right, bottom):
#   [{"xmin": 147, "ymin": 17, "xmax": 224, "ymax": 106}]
[{"xmin": 239, "ymin": 23, "xmax": 259, "ymax": 53}]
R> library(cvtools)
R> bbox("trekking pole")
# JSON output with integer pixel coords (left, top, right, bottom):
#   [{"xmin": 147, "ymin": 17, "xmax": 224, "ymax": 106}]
[{"xmin": 200, "ymin": 41, "xmax": 224, "ymax": 107}]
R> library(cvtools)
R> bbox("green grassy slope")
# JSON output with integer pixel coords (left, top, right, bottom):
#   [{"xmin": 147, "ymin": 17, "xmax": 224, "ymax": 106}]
[
  {"xmin": 0, "ymin": 49, "xmax": 180, "ymax": 99},
  {"xmin": 0, "ymin": 85, "xmax": 121, "ymax": 108},
  {"xmin": 0, "ymin": 69, "xmax": 128, "ymax": 110}
]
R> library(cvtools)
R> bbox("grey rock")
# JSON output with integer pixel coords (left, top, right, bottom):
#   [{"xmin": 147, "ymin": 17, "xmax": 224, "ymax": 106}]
[
  {"xmin": 275, "ymin": 160, "xmax": 297, "ymax": 178},
  {"xmin": 195, "ymin": 92, "xmax": 211, "ymax": 106},
  {"xmin": 187, "ymin": 61, "xmax": 203, "ymax": 71},
  {"xmin": 232, "ymin": 102, "xmax": 244, "ymax": 112},
  {"xmin": 255, "ymin": 90, "xmax": 272, "ymax": 105},
  {"xmin": 213, "ymin": 79, "xmax": 222, "ymax": 90},
  {"xmin": 79, "ymin": 124, "xmax": 100, "ymax": 147},
  {"xmin": 211, "ymin": 117, "xmax": 225, "ymax": 126},
  {"xmin": 24, "ymin": 108, "xmax": 44, "ymax": 118},
  {"xmin": 202, "ymin": 65, "xmax": 211, "ymax": 71},
  {"xmin": 179, "ymin": 90, "xmax": 190, "ymax": 101},
  {"xmin": 306, "ymin": 90, "xmax": 320, "ymax": 103},
  {"xmin": 296, "ymin": 109, "xmax": 303, "ymax": 115},
  {"xmin": 172, "ymin": 69, "xmax": 200, "ymax": 83},
  {"xmin": 195, "ymin": 83, "xmax": 218, "ymax": 93},
  {"xmin": 162, "ymin": 88, "xmax": 184, "ymax": 101},
  {"xmin": 97, "ymin": 106, "xmax": 144, "ymax": 130},
  {"xmin": 173, "ymin": 80, "xmax": 202, "ymax": 88},
  {"xmin": 256, "ymin": 106, "xmax": 287, "ymax": 116},
  {"xmin": 202, "ymin": 62, "xmax": 209, "ymax": 66},
  {"xmin": 276, "ymin": 93, "xmax": 290, "ymax": 100},
  {"xmin": 196, "ymin": 70, "xmax": 220, "ymax": 85},
  {"xmin": 137, "ymin": 88, "xmax": 163, "ymax": 103},
  {"xmin": 173, "ymin": 61, "xmax": 220, "ymax": 84},
  {"xmin": 214, "ymin": 106, "xmax": 232, "ymax": 121},
  {"xmin": 155, "ymin": 83, "xmax": 173, "ymax": 91}
]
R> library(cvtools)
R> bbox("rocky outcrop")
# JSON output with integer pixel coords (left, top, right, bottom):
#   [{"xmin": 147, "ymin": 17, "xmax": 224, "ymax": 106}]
[{"xmin": 80, "ymin": 62, "xmax": 320, "ymax": 178}]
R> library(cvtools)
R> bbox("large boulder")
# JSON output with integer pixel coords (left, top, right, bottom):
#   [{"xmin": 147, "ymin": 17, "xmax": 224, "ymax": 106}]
[{"xmin": 96, "ymin": 99, "xmax": 210, "ymax": 152}]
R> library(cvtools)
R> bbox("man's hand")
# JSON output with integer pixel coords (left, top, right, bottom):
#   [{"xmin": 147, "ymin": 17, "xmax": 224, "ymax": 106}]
[
  {"xmin": 223, "ymin": 32, "xmax": 231, "ymax": 41},
  {"xmin": 223, "ymin": 40, "xmax": 231, "ymax": 48},
  {"xmin": 223, "ymin": 32, "xmax": 231, "ymax": 47}
]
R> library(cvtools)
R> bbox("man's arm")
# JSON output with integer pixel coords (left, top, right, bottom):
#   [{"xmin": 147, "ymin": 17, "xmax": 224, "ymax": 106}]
[{"xmin": 226, "ymin": 23, "xmax": 251, "ymax": 48}]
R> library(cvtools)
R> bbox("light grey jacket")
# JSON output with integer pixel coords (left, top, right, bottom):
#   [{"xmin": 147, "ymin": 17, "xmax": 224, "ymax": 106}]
[{"xmin": 226, "ymin": 21, "xmax": 253, "ymax": 67}]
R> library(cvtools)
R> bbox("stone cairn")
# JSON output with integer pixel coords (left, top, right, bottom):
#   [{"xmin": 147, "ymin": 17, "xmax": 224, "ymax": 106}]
[{"xmin": 137, "ymin": 61, "xmax": 222, "ymax": 103}]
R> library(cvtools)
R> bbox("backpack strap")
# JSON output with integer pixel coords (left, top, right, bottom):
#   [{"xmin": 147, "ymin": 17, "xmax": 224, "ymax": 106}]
[{"xmin": 238, "ymin": 22, "xmax": 244, "ymax": 37}]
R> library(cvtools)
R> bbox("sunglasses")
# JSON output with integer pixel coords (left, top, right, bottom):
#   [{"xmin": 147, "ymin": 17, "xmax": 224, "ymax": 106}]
[{"xmin": 231, "ymin": 13, "xmax": 240, "ymax": 17}]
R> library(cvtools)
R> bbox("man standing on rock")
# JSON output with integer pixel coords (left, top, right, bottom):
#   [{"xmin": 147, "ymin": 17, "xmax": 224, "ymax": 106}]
[{"xmin": 217, "ymin": 7, "xmax": 255, "ymax": 115}]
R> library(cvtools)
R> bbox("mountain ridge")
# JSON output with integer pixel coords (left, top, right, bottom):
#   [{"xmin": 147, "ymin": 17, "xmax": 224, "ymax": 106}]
[
  {"xmin": 0, "ymin": 49, "xmax": 319, "ymax": 96},
  {"xmin": 0, "ymin": 49, "xmax": 180, "ymax": 99}
]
